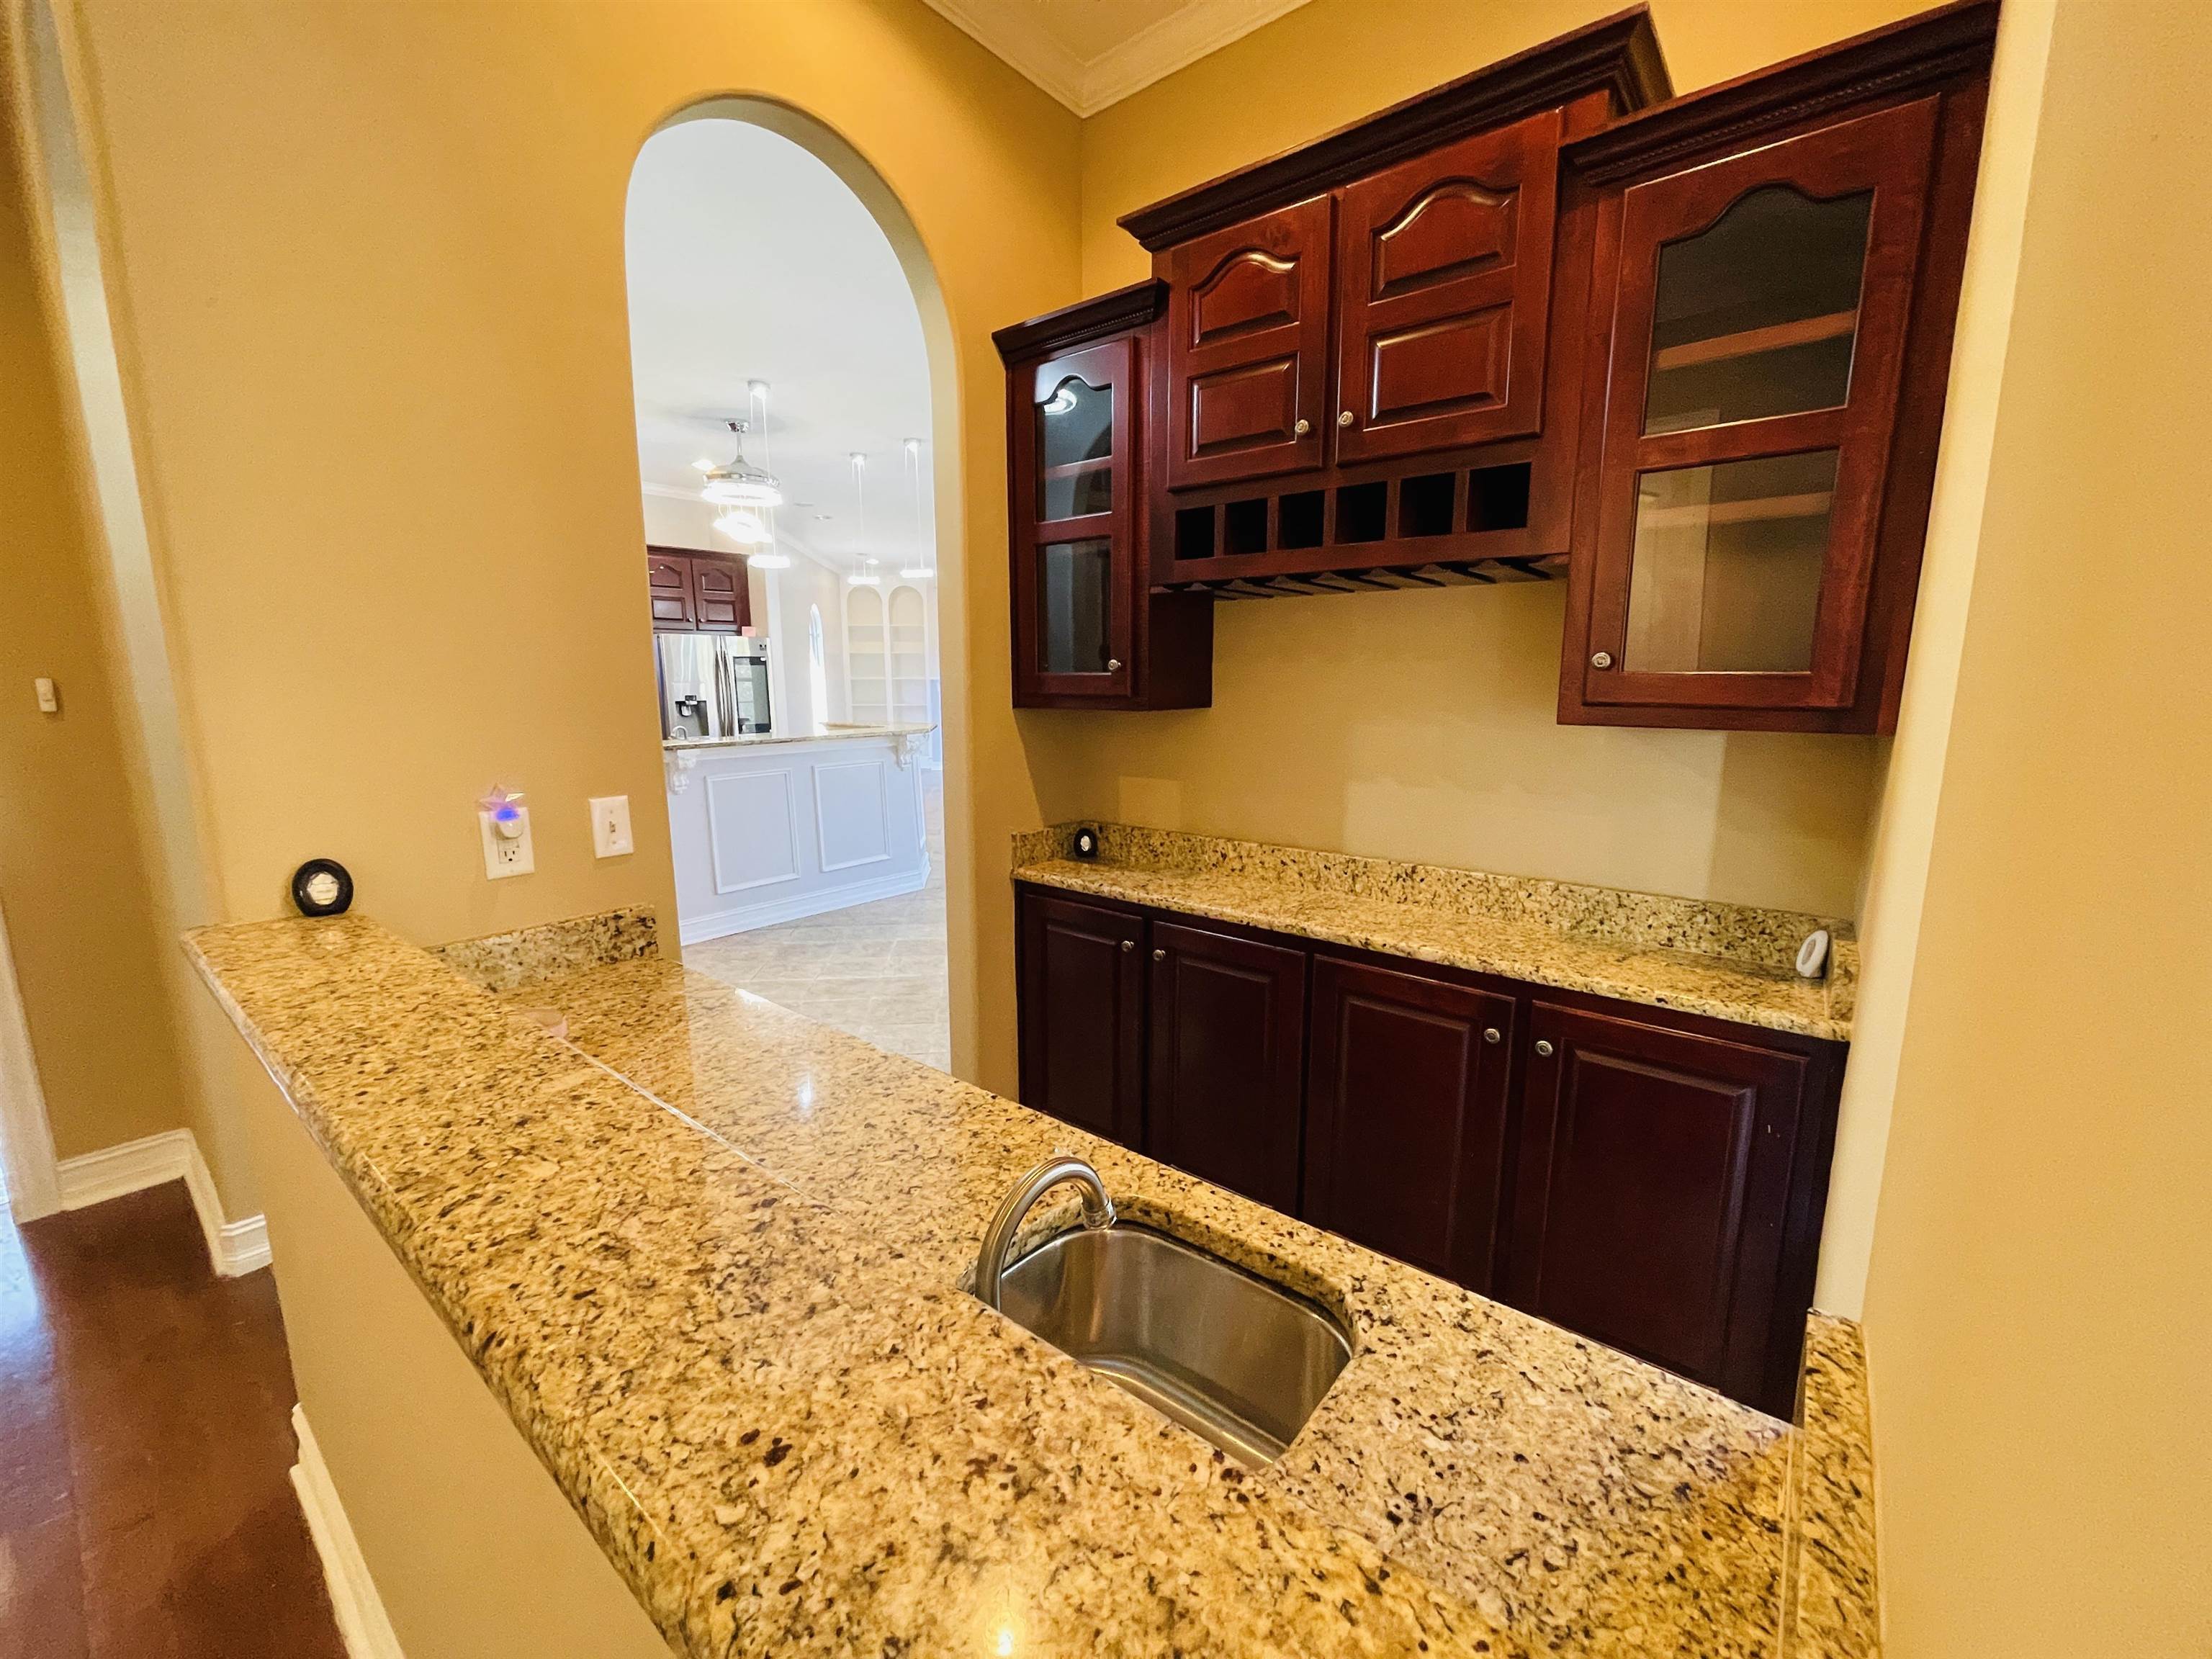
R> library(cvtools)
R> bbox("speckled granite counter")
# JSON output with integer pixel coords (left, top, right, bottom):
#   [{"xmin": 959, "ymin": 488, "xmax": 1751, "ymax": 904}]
[
  {"xmin": 663, "ymin": 720, "xmax": 933, "ymax": 752},
  {"xmin": 186, "ymin": 912, "xmax": 1874, "ymax": 1657},
  {"xmin": 1013, "ymin": 824, "xmax": 1856, "ymax": 1042}
]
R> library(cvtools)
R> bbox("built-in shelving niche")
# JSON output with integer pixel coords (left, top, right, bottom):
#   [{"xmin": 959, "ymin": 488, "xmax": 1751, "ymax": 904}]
[{"xmin": 1162, "ymin": 462, "xmax": 1561, "ymax": 600}]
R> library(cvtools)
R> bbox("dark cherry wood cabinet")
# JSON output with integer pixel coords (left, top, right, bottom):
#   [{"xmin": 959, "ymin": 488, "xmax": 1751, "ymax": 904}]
[
  {"xmin": 1164, "ymin": 196, "xmax": 1334, "ymax": 490},
  {"xmin": 998, "ymin": 1, "xmax": 1995, "ymax": 735},
  {"xmin": 647, "ymin": 546, "xmax": 750, "ymax": 636},
  {"xmin": 1505, "ymin": 998, "xmax": 1842, "ymax": 1412},
  {"xmin": 1332, "ymin": 109, "xmax": 1563, "ymax": 465},
  {"xmin": 1146, "ymin": 920, "xmax": 1308, "ymax": 1213},
  {"xmin": 996, "ymin": 285, "xmax": 1212, "ymax": 710},
  {"xmin": 1012, "ymin": 881, "xmax": 1843, "ymax": 1415},
  {"xmin": 1303, "ymin": 956, "xmax": 1517, "ymax": 1292},
  {"xmin": 1016, "ymin": 891, "xmax": 1146, "ymax": 1147},
  {"xmin": 1557, "ymin": 4, "xmax": 1992, "ymax": 732}
]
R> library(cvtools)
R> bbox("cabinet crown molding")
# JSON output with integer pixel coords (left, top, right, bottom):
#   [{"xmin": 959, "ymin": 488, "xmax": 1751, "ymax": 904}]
[
  {"xmin": 1116, "ymin": 6, "xmax": 1671, "ymax": 252},
  {"xmin": 1565, "ymin": 0, "xmax": 1997, "ymax": 183},
  {"xmin": 992, "ymin": 280, "xmax": 1167, "ymax": 365}
]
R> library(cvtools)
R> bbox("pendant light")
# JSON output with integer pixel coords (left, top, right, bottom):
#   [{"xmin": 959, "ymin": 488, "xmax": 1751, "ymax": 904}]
[
  {"xmin": 898, "ymin": 437, "xmax": 932, "ymax": 580},
  {"xmin": 697, "ymin": 411, "xmax": 782, "ymax": 508},
  {"xmin": 730, "ymin": 380, "xmax": 791, "ymax": 569},
  {"xmin": 845, "ymin": 450, "xmax": 881, "ymax": 587}
]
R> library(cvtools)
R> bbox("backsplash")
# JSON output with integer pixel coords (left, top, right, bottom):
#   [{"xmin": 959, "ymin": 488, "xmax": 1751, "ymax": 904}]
[{"xmin": 431, "ymin": 905, "xmax": 659, "ymax": 993}]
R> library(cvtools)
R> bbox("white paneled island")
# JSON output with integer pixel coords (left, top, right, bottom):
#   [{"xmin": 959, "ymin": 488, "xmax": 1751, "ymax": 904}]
[{"xmin": 663, "ymin": 724, "xmax": 933, "ymax": 945}]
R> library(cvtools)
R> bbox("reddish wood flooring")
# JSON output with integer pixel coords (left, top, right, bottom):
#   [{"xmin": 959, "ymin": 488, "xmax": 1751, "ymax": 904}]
[{"xmin": 0, "ymin": 1182, "xmax": 346, "ymax": 1659}]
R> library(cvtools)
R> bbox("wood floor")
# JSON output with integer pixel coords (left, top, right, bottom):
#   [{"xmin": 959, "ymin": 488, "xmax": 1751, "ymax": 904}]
[{"xmin": 0, "ymin": 1182, "xmax": 346, "ymax": 1659}]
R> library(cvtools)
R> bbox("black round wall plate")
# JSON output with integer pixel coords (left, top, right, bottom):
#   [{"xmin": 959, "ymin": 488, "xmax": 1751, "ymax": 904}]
[{"xmin": 290, "ymin": 858, "xmax": 354, "ymax": 917}]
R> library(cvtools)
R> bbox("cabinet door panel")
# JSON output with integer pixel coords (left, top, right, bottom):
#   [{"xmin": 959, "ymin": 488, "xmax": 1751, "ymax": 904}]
[
  {"xmin": 1146, "ymin": 921, "xmax": 1306, "ymax": 1213},
  {"xmin": 647, "ymin": 552, "xmax": 696, "ymax": 631},
  {"xmin": 1575, "ymin": 97, "xmax": 1940, "ymax": 716},
  {"xmin": 691, "ymin": 557, "xmax": 747, "ymax": 633},
  {"xmin": 1017, "ymin": 891, "xmax": 1144, "ymax": 1148},
  {"xmin": 1334, "ymin": 111, "xmax": 1562, "ymax": 463},
  {"xmin": 1165, "ymin": 197, "xmax": 1332, "ymax": 489},
  {"xmin": 1507, "ymin": 1002, "xmax": 1807, "ymax": 1404},
  {"xmin": 1303, "ymin": 958, "xmax": 1515, "ymax": 1291}
]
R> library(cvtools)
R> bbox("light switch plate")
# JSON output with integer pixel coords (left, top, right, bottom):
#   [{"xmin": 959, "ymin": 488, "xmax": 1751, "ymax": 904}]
[
  {"xmin": 588, "ymin": 795, "xmax": 634, "ymax": 858},
  {"xmin": 33, "ymin": 678, "xmax": 58, "ymax": 714},
  {"xmin": 478, "ymin": 806, "xmax": 534, "ymax": 879}
]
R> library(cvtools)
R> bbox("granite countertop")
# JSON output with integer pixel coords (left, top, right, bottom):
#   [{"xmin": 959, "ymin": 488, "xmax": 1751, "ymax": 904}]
[
  {"xmin": 1012, "ymin": 824, "xmax": 1856, "ymax": 1042},
  {"xmin": 664, "ymin": 721, "xmax": 934, "ymax": 752},
  {"xmin": 186, "ymin": 913, "xmax": 1862, "ymax": 1658}
]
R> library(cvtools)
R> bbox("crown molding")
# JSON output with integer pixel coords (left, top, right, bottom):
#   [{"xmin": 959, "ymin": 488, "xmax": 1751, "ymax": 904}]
[{"xmin": 918, "ymin": 0, "xmax": 1316, "ymax": 119}]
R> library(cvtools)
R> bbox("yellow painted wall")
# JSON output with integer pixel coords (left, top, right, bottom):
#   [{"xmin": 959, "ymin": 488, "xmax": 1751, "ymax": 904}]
[
  {"xmin": 1856, "ymin": 2, "xmax": 2212, "ymax": 1651},
  {"xmin": 35, "ymin": 0, "xmax": 1080, "ymax": 1098},
  {"xmin": 0, "ymin": 61, "xmax": 222, "ymax": 1174},
  {"xmin": 1036, "ymin": 0, "xmax": 1934, "ymax": 938}
]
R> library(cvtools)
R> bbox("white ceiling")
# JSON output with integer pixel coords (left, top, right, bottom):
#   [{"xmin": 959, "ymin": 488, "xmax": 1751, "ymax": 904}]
[
  {"xmin": 626, "ymin": 120, "xmax": 932, "ymax": 572},
  {"xmin": 920, "ymin": 0, "xmax": 1315, "ymax": 117}
]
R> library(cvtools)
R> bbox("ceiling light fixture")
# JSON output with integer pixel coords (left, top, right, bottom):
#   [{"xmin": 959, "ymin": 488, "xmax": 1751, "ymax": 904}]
[
  {"xmin": 697, "ymin": 415, "xmax": 782, "ymax": 508},
  {"xmin": 845, "ymin": 451, "xmax": 881, "ymax": 586},
  {"xmin": 734, "ymin": 382, "xmax": 791, "ymax": 568},
  {"xmin": 898, "ymin": 436, "xmax": 932, "ymax": 580}
]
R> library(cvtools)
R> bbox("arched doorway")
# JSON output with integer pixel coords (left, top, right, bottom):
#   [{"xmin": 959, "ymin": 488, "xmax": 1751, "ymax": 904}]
[{"xmin": 626, "ymin": 104, "xmax": 956, "ymax": 1075}]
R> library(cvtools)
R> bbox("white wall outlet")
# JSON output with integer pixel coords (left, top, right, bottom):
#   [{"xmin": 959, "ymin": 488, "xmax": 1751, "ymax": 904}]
[
  {"xmin": 588, "ymin": 795, "xmax": 634, "ymax": 858},
  {"xmin": 478, "ymin": 806, "xmax": 534, "ymax": 879}
]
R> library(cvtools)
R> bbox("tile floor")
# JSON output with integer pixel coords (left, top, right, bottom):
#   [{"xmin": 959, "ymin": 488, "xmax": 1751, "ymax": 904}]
[{"xmin": 686, "ymin": 767, "xmax": 951, "ymax": 1072}]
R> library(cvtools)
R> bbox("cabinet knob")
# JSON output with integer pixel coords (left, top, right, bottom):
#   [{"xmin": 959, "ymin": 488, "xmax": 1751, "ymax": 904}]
[
  {"xmin": 1152, "ymin": 948, "xmax": 1166, "ymax": 961},
  {"xmin": 1590, "ymin": 651, "xmax": 1614, "ymax": 670},
  {"xmin": 1337, "ymin": 409, "xmax": 1356, "ymax": 428},
  {"xmin": 1483, "ymin": 1027, "xmax": 1501, "ymax": 1045},
  {"xmin": 1293, "ymin": 418, "xmax": 1310, "ymax": 437},
  {"xmin": 1120, "ymin": 940, "xmax": 1134, "ymax": 953},
  {"xmin": 1534, "ymin": 1039, "xmax": 1555, "ymax": 1058}
]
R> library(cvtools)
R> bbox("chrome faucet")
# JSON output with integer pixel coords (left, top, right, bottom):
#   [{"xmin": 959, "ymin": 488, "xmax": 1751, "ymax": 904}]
[{"xmin": 973, "ymin": 1156, "xmax": 1115, "ymax": 1310}]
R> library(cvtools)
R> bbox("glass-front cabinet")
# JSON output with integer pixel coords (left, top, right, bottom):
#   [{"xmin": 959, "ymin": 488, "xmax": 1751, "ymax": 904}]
[
  {"xmin": 1564, "ymin": 93, "xmax": 1956, "ymax": 730},
  {"xmin": 1013, "ymin": 338, "xmax": 1134, "ymax": 699}
]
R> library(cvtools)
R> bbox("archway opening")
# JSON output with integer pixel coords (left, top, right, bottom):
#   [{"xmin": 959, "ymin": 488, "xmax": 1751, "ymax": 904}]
[{"xmin": 626, "ymin": 107, "xmax": 953, "ymax": 1074}]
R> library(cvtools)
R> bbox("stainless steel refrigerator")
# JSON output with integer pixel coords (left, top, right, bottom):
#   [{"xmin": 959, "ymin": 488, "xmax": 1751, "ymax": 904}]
[{"xmin": 656, "ymin": 634, "xmax": 771, "ymax": 740}]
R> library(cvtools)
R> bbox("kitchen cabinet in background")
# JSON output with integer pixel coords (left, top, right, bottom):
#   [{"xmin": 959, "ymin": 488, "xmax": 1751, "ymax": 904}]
[{"xmin": 645, "ymin": 545, "xmax": 750, "ymax": 636}]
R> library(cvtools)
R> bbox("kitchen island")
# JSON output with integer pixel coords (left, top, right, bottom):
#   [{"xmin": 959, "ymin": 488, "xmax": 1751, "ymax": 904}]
[
  {"xmin": 663, "ymin": 721, "xmax": 935, "ymax": 945},
  {"xmin": 186, "ymin": 911, "xmax": 1876, "ymax": 1658}
]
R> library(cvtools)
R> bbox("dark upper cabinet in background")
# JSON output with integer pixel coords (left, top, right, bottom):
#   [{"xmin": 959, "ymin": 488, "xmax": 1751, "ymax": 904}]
[
  {"xmin": 647, "ymin": 551, "xmax": 696, "ymax": 630},
  {"xmin": 1146, "ymin": 920, "xmax": 1307, "ymax": 1213},
  {"xmin": 1164, "ymin": 195, "xmax": 1334, "ymax": 490},
  {"xmin": 646, "ymin": 546, "xmax": 750, "ymax": 635}
]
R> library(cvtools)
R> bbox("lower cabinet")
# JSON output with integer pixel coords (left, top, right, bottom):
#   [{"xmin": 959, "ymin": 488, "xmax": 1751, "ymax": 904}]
[
  {"xmin": 1012, "ymin": 883, "xmax": 1843, "ymax": 1416},
  {"xmin": 1303, "ymin": 956, "xmax": 1516, "ymax": 1293},
  {"xmin": 1016, "ymin": 891, "xmax": 1144, "ymax": 1148},
  {"xmin": 1146, "ymin": 921, "xmax": 1306, "ymax": 1213}
]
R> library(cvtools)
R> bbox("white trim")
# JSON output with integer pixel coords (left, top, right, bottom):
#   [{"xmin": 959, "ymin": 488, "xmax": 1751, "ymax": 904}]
[
  {"xmin": 0, "ymin": 904, "xmax": 63, "ymax": 1221},
  {"xmin": 917, "ymin": 0, "xmax": 1314, "ymax": 117},
  {"xmin": 289, "ymin": 1406, "xmax": 407, "ymax": 1659},
  {"xmin": 811, "ymin": 757, "xmax": 894, "ymax": 872},
  {"xmin": 55, "ymin": 1127, "xmax": 270, "ymax": 1277},
  {"xmin": 678, "ymin": 862, "xmax": 930, "ymax": 946}
]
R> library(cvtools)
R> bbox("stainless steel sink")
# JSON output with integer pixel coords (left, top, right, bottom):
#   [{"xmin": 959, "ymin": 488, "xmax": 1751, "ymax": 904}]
[{"xmin": 994, "ymin": 1223, "xmax": 1352, "ymax": 1467}]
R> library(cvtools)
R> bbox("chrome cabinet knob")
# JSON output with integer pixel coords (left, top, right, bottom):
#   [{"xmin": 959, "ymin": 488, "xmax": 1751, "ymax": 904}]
[
  {"xmin": 1106, "ymin": 657, "xmax": 1122, "ymax": 672},
  {"xmin": 1120, "ymin": 940, "xmax": 1134, "ymax": 953},
  {"xmin": 1337, "ymin": 409, "xmax": 1356, "ymax": 428},
  {"xmin": 1152, "ymin": 948, "xmax": 1166, "ymax": 962},
  {"xmin": 1534, "ymin": 1039, "xmax": 1555, "ymax": 1058},
  {"xmin": 1483, "ymin": 1027, "xmax": 1501, "ymax": 1044},
  {"xmin": 1293, "ymin": 418, "xmax": 1310, "ymax": 436},
  {"xmin": 1590, "ymin": 651, "xmax": 1614, "ymax": 670}
]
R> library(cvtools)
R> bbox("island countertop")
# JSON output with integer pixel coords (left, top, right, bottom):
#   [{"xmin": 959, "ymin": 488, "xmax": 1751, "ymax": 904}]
[
  {"xmin": 662, "ymin": 720, "xmax": 934, "ymax": 752},
  {"xmin": 186, "ymin": 913, "xmax": 1858, "ymax": 1658}
]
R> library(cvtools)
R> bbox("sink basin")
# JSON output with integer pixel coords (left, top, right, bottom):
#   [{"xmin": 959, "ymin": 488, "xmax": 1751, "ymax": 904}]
[{"xmin": 993, "ymin": 1224, "xmax": 1352, "ymax": 1467}]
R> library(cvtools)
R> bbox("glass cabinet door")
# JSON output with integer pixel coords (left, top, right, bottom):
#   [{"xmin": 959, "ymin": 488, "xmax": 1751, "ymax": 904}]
[
  {"xmin": 1581, "ymin": 97, "xmax": 1942, "ymax": 716},
  {"xmin": 1015, "ymin": 336, "xmax": 1136, "ymax": 698}
]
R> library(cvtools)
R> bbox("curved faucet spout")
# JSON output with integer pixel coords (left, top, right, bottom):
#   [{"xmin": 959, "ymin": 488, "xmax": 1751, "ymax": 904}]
[{"xmin": 973, "ymin": 1156, "xmax": 1115, "ymax": 1311}]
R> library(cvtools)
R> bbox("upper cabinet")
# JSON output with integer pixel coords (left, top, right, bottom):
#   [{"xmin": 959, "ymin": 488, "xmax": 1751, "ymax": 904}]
[
  {"xmin": 1333, "ymin": 110, "xmax": 1562, "ymax": 464},
  {"xmin": 647, "ymin": 547, "xmax": 751, "ymax": 635},
  {"xmin": 998, "ymin": 1, "xmax": 1997, "ymax": 732},
  {"xmin": 1164, "ymin": 196, "xmax": 1334, "ymax": 488},
  {"xmin": 1557, "ymin": 6, "xmax": 1993, "ymax": 732}
]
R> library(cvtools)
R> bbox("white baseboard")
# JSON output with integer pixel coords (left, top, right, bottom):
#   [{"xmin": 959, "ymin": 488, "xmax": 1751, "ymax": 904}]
[
  {"xmin": 678, "ymin": 862, "xmax": 931, "ymax": 945},
  {"xmin": 290, "ymin": 1406, "xmax": 407, "ymax": 1659},
  {"xmin": 56, "ymin": 1127, "xmax": 269, "ymax": 1277}
]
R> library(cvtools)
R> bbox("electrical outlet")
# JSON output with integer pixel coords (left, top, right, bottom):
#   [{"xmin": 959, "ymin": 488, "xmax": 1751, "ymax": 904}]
[
  {"xmin": 478, "ymin": 806, "xmax": 534, "ymax": 879},
  {"xmin": 588, "ymin": 794, "xmax": 634, "ymax": 858}
]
